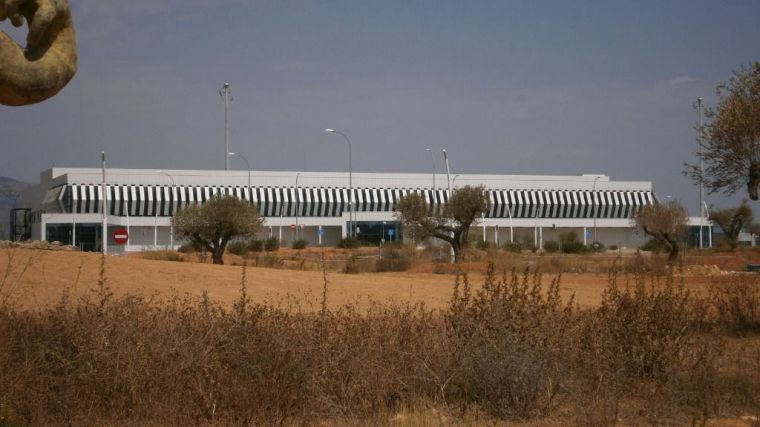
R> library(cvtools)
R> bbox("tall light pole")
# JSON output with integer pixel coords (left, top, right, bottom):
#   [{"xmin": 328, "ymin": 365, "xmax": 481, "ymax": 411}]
[
  {"xmin": 228, "ymin": 152, "xmax": 251, "ymax": 189},
  {"xmin": 696, "ymin": 97, "xmax": 705, "ymax": 249},
  {"xmin": 101, "ymin": 151, "xmax": 107, "ymax": 254},
  {"xmin": 220, "ymin": 82, "xmax": 232, "ymax": 171},
  {"xmin": 442, "ymin": 149, "xmax": 454, "ymax": 263},
  {"xmin": 442, "ymin": 149, "xmax": 452, "ymax": 195},
  {"xmin": 325, "ymin": 129, "xmax": 353, "ymax": 238},
  {"xmin": 425, "ymin": 148, "xmax": 436, "ymax": 190}
]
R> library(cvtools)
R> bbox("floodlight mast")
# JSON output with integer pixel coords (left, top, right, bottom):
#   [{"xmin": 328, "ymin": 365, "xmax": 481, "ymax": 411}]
[{"xmin": 220, "ymin": 83, "xmax": 232, "ymax": 171}]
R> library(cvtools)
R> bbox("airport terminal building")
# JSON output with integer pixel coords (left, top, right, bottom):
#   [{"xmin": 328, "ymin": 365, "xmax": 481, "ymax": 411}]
[{"xmin": 15, "ymin": 167, "xmax": 666, "ymax": 252}]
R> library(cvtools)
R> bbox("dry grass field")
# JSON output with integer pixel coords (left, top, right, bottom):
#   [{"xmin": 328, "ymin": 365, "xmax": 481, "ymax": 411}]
[
  {"xmin": 1, "ymin": 246, "xmax": 760, "ymax": 426},
  {"xmin": 0, "ymin": 247, "xmax": 732, "ymax": 310}
]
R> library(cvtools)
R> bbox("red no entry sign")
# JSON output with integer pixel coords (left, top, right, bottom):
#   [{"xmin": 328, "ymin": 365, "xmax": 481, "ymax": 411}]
[
  {"xmin": 290, "ymin": 224, "xmax": 296, "ymax": 230},
  {"xmin": 112, "ymin": 228, "xmax": 129, "ymax": 245}
]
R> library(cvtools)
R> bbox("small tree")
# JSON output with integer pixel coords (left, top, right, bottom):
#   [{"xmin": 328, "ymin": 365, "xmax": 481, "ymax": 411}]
[
  {"xmin": 709, "ymin": 201, "xmax": 755, "ymax": 250},
  {"xmin": 633, "ymin": 201, "xmax": 689, "ymax": 263},
  {"xmin": 686, "ymin": 62, "xmax": 760, "ymax": 200},
  {"xmin": 172, "ymin": 194, "xmax": 263, "ymax": 265},
  {"xmin": 395, "ymin": 185, "xmax": 488, "ymax": 263}
]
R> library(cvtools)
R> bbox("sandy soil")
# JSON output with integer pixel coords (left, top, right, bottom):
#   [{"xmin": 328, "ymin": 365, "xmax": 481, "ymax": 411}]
[{"xmin": 0, "ymin": 248, "xmax": 726, "ymax": 311}]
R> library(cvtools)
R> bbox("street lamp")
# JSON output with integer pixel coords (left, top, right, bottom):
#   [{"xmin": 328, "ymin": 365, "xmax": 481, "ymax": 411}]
[
  {"xmin": 425, "ymin": 148, "xmax": 436, "ymax": 190},
  {"xmin": 220, "ymin": 82, "xmax": 232, "ymax": 171},
  {"xmin": 325, "ymin": 128, "xmax": 354, "ymax": 239},
  {"xmin": 228, "ymin": 152, "xmax": 251, "ymax": 190}
]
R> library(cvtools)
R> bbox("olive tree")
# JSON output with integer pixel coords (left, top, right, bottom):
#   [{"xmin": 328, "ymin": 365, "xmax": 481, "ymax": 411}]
[
  {"xmin": 172, "ymin": 194, "xmax": 263, "ymax": 265},
  {"xmin": 709, "ymin": 201, "xmax": 755, "ymax": 250},
  {"xmin": 633, "ymin": 201, "xmax": 689, "ymax": 263},
  {"xmin": 687, "ymin": 62, "xmax": 760, "ymax": 200},
  {"xmin": 395, "ymin": 185, "xmax": 489, "ymax": 263}
]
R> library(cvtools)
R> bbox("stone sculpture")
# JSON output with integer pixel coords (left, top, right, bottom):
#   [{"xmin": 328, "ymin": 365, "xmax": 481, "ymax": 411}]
[{"xmin": 0, "ymin": 0, "xmax": 77, "ymax": 106}]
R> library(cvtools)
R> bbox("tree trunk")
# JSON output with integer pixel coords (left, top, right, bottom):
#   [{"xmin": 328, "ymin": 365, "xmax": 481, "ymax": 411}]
[
  {"xmin": 451, "ymin": 240, "xmax": 462, "ymax": 263},
  {"xmin": 211, "ymin": 246, "xmax": 225, "ymax": 265},
  {"xmin": 666, "ymin": 238, "xmax": 679, "ymax": 264},
  {"xmin": 748, "ymin": 161, "xmax": 760, "ymax": 201}
]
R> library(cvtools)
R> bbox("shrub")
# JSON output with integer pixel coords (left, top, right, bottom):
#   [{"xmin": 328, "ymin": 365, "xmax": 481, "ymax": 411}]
[
  {"xmin": 337, "ymin": 237, "xmax": 362, "ymax": 249},
  {"xmin": 609, "ymin": 245, "xmax": 619, "ymax": 251},
  {"xmin": 141, "ymin": 250, "xmax": 183, "ymax": 262},
  {"xmin": 178, "ymin": 241, "xmax": 201, "ymax": 253},
  {"xmin": 226, "ymin": 240, "xmax": 249, "ymax": 256},
  {"xmin": 249, "ymin": 239, "xmax": 264, "ymax": 252},
  {"xmin": 474, "ymin": 240, "xmax": 493, "ymax": 250},
  {"xmin": 640, "ymin": 238, "xmax": 662, "ymax": 253},
  {"xmin": 264, "ymin": 237, "xmax": 280, "ymax": 252},
  {"xmin": 709, "ymin": 275, "xmax": 760, "ymax": 336},
  {"xmin": 585, "ymin": 271, "xmax": 696, "ymax": 381},
  {"xmin": 446, "ymin": 265, "xmax": 577, "ymax": 419},
  {"xmin": 590, "ymin": 241, "xmax": 605, "ymax": 252},
  {"xmin": 255, "ymin": 252, "xmax": 283, "ymax": 268},
  {"xmin": 501, "ymin": 242, "xmax": 521, "ymax": 253},
  {"xmin": 343, "ymin": 253, "xmax": 360, "ymax": 274},
  {"xmin": 291, "ymin": 239, "xmax": 308, "ymax": 250},
  {"xmin": 375, "ymin": 246, "xmax": 412, "ymax": 272},
  {"xmin": 543, "ymin": 240, "xmax": 559, "ymax": 253}
]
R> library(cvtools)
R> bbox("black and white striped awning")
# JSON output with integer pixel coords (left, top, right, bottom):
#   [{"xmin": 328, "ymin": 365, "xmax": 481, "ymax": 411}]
[{"xmin": 60, "ymin": 184, "xmax": 655, "ymax": 219}]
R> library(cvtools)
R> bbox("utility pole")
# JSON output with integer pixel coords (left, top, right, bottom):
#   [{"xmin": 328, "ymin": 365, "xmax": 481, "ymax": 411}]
[
  {"xmin": 101, "ymin": 151, "xmax": 107, "ymax": 254},
  {"xmin": 220, "ymin": 83, "xmax": 232, "ymax": 171},
  {"xmin": 697, "ymin": 97, "xmax": 705, "ymax": 249}
]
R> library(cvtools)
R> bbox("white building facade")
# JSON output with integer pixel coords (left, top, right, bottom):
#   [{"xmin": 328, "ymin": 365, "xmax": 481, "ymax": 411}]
[{"xmin": 20, "ymin": 167, "xmax": 659, "ymax": 252}]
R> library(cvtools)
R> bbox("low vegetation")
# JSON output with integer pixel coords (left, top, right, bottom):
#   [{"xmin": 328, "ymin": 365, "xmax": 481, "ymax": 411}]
[{"xmin": 1, "ymin": 253, "xmax": 759, "ymax": 425}]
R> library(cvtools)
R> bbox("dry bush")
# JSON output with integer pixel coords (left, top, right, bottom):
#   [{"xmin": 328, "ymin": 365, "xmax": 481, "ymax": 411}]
[
  {"xmin": 709, "ymin": 274, "xmax": 760, "ymax": 336},
  {"xmin": 140, "ymin": 250, "xmax": 183, "ymax": 262},
  {"xmin": 2, "ymin": 256, "xmax": 760, "ymax": 425},
  {"xmin": 444, "ymin": 265, "xmax": 577, "ymax": 419}
]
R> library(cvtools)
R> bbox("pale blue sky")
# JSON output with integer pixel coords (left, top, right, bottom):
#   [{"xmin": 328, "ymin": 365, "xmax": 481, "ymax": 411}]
[{"xmin": 2, "ymin": 0, "xmax": 759, "ymax": 213}]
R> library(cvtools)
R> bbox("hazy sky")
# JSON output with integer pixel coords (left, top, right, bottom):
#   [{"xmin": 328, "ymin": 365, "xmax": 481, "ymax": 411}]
[{"xmin": 1, "ymin": 0, "xmax": 759, "ymax": 214}]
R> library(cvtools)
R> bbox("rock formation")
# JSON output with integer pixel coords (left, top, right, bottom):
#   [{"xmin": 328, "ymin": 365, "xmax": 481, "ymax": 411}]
[{"xmin": 0, "ymin": 0, "xmax": 77, "ymax": 106}]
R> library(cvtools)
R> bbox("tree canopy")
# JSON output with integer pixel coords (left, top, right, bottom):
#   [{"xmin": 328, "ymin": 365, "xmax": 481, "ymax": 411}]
[
  {"xmin": 709, "ymin": 201, "xmax": 755, "ymax": 250},
  {"xmin": 634, "ymin": 201, "xmax": 689, "ymax": 263},
  {"xmin": 172, "ymin": 194, "xmax": 263, "ymax": 265},
  {"xmin": 395, "ymin": 185, "xmax": 489, "ymax": 263},
  {"xmin": 687, "ymin": 62, "xmax": 760, "ymax": 200}
]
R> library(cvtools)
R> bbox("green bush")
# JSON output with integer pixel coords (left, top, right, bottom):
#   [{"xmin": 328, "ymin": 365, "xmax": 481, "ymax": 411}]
[
  {"xmin": 250, "ymin": 240, "xmax": 264, "ymax": 252},
  {"xmin": 227, "ymin": 240, "xmax": 249, "ymax": 256},
  {"xmin": 543, "ymin": 240, "xmax": 559, "ymax": 253},
  {"xmin": 264, "ymin": 237, "xmax": 280, "ymax": 252},
  {"xmin": 291, "ymin": 239, "xmax": 308, "ymax": 250},
  {"xmin": 590, "ymin": 241, "xmax": 605, "ymax": 252},
  {"xmin": 640, "ymin": 238, "xmax": 662, "ymax": 253},
  {"xmin": 609, "ymin": 245, "xmax": 619, "ymax": 251},
  {"xmin": 177, "ymin": 241, "xmax": 201, "ymax": 253},
  {"xmin": 561, "ymin": 241, "xmax": 588, "ymax": 254},
  {"xmin": 338, "ymin": 237, "xmax": 362, "ymax": 249},
  {"xmin": 475, "ymin": 240, "xmax": 494, "ymax": 250}
]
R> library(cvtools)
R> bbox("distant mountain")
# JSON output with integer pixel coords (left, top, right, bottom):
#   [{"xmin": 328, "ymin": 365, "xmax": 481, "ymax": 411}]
[{"xmin": 0, "ymin": 177, "xmax": 31, "ymax": 240}]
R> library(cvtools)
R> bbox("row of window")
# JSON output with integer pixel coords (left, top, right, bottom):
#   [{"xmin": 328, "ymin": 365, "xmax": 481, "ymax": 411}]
[{"xmin": 59, "ymin": 184, "xmax": 654, "ymax": 219}]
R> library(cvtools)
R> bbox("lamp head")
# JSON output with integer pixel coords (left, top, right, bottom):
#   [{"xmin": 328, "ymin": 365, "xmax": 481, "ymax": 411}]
[
  {"xmin": 325, "ymin": 128, "xmax": 335, "ymax": 133},
  {"xmin": 227, "ymin": 152, "xmax": 235, "ymax": 156}
]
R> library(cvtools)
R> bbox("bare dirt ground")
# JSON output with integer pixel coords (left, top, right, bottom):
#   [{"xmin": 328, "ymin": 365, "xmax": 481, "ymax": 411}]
[{"xmin": 0, "ymin": 247, "xmax": 727, "ymax": 311}]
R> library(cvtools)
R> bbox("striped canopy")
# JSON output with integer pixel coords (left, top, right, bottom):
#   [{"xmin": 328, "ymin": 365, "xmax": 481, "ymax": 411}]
[{"xmin": 54, "ymin": 184, "xmax": 655, "ymax": 219}]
